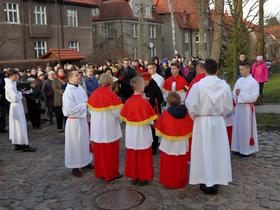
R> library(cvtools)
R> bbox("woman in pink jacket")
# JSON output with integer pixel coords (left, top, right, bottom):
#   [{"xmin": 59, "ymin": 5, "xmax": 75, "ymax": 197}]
[{"xmin": 252, "ymin": 56, "xmax": 268, "ymax": 104}]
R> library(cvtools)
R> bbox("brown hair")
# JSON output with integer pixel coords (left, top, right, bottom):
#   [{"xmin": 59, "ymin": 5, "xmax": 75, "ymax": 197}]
[
  {"xmin": 167, "ymin": 91, "xmax": 181, "ymax": 106},
  {"xmin": 170, "ymin": 61, "xmax": 180, "ymax": 69},
  {"xmin": 5, "ymin": 69, "xmax": 19, "ymax": 77}
]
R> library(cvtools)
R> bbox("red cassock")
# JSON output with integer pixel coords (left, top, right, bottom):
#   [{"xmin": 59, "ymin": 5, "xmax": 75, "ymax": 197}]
[
  {"xmin": 163, "ymin": 75, "xmax": 189, "ymax": 92},
  {"xmin": 227, "ymin": 100, "xmax": 236, "ymax": 146},
  {"xmin": 155, "ymin": 111, "xmax": 192, "ymax": 189},
  {"xmin": 87, "ymin": 86, "xmax": 123, "ymax": 181},
  {"xmin": 185, "ymin": 73, "xmax": 206, "ymax": 161},
  {"xmin": 120, "ymin": 94, "xmax": 157, "ymax": 181}
]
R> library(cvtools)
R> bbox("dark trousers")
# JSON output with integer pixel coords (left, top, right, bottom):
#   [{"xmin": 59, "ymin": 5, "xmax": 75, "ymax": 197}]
[
  {"xmin": 47, "ymin": 106, "xmax": 55, "ymax": 124},
  {"xmin": 54, "ymin": 106, "xmax": 64, "ymax": 130},
  {"xmin": 27, "ymin": 101, "xmax": 41, "ymax": 129},
  {"xmin": 0, "ymin": 104, "xmax": 6, "ymax": 131},
  {"xmin": 259, "ymin": 83, "xmax": 264, "ymax": 95},
  {"xmin": 151, "ymin": 126, "xmax": 159, "ymax": 155}
]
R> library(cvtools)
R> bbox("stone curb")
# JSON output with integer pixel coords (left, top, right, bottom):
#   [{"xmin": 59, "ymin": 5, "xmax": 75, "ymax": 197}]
[{"xmin": 258, "ymin": 125, "xmax": 280, "ymax": 131}]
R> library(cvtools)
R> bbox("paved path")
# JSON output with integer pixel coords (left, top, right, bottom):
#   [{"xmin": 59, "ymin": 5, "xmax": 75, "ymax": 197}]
[
  {"xmin": 0, "ymin": 124, "xmax": 280, "ymax": 210},
  {"xmin": 255, "ymin": 104, "xmax": 280, "ymax": 114}
]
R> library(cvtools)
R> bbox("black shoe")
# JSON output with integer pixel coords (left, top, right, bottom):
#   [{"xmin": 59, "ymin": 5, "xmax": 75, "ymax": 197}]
[
  {"xmin": 72, "ymin": 169, "xmax": 82, "ymax": 177},
  {"xmin": 14, "ymin": 145, "xmax": 23, "ymax": 151},
  {"xmin": 240, "ymin": 154, "xmax": 251, "ymax": 157},
  {"xmin": 138, "ymin": 180, "xmax": 149, "ymax": 186},
  {"xmin": 131, "ymin": 179, "xmax": 139, "ymax": 185},
  {"xmin": 0, "ymin": 129, "xmax": 8, "ymax": 133},
  {"xmin": 83, "ymin": 164, "xmax": 94, "ymax": 169},
  {"xmin": 108, "ymin": 174, "xmax": 123, "ymax": 182},
  {"xmin": 200, "ymin": 184, "xmax": 218, "ymax": 195},
  {"xmin": 22, "ymin": 145, "xmax": 37, "ymax": 152}
]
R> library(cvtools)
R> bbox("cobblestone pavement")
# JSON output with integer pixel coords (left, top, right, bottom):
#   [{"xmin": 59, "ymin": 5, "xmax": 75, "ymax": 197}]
[{"xmin": 0, "ymin": 123, "xmax": 280, "ymax": 210}]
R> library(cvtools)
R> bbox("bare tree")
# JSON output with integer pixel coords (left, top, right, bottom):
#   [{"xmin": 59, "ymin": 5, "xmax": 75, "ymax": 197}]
[
  {"xmin": 197, "ymin": 0, "xmax": 209, "ymax": 59},
  {"xmin": 257, "ymin": 0, "xmax": 265, "ymax": 56},
  {"xmin": 210, "ymin": 0, "xmax": 224, "ymax": 63}
]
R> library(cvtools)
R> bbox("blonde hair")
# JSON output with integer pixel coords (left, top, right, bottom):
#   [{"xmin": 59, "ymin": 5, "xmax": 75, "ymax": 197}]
[
  {"xmin": 167, "ymin": 91, "xmax": 181, "ymax": 106},
  {"xmin": 130, "ymin": 76, "xmax": 144, "ymax": 90},
  {"xmin": 99, "ymin": 73, "xmax": 114, "ymax": 86}
]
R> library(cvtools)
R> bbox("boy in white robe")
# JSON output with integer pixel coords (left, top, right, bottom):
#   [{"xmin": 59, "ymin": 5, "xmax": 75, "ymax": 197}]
[
  {"xmin": 185, "ymin": 59, "xmax": 233, "ymax": 194},
  {"xmin": 62, "ymin": 69, "xmax": 93, "ymax": 177},
  {"xmin": 231, "ymin": 61, "xmax": 259, "ymax": 156}
]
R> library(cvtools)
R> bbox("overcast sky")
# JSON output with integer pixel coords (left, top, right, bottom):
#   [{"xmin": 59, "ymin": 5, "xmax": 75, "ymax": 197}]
[{"xmin": 242, "ymin": 0, "xmax": 280, "ymax": 23}]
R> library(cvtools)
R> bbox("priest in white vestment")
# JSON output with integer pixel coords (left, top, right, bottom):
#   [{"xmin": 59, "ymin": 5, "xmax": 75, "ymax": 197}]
[
  {"xmin": 231, "ymin": 61, "xmax": 259, "ymax": 156},
  {"xmin": 62, "ymin": 69, "xmax": 93, "ymax": 177},
  {"xmin": 185, "ymin": 59, "xmax": 233, "ymax": 194},
  {"xmin": 5, "ymin": 69, "xmax": 36, "ymax": 152}
]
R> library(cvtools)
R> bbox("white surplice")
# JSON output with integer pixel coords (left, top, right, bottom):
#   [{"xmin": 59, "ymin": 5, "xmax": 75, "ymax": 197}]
[
  {"xmin": 90, "ymin": 109, "xmax": 122, "ymax": 143},
  {"xmin": 5, "ymin": 78, "xmax": 29, "ymax": 145},
  {"xmin": 62, "ymin": 84, "xmax": 92, "ymax": 169},
  {"xmin": 152, "ymin": 73, "xmax": 164, "ymax": 89},
  {"xmin": 231, "ymin": 75, "xmax": 259, "ymax": 155},
  {"xmin": 125, "ymin": 125, "xmax": 153, "ymax": 150},
  {"xmin": 185, "ymin": 76, "xmax": 233, "ymax": 187},
  {"xmin": 159, "ymin": 138, "xmax": 188, "ymax": 155}
]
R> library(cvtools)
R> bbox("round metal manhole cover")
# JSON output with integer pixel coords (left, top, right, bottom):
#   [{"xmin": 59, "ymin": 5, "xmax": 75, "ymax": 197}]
[{"xmin": 92, "ymin": 188, "xmax": 145, "ymax": 210}]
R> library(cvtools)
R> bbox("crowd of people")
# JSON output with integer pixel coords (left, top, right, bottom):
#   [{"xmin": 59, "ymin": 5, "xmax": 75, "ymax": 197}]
[{"xmin": 0, "ymin": 54, "xmax": 269, "ymax": 195}]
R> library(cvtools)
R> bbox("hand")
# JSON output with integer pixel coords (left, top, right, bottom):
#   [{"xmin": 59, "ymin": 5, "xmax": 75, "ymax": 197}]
[{"xmin": 235, "ymin": 89, "xmax": 241, "ymax": 96}]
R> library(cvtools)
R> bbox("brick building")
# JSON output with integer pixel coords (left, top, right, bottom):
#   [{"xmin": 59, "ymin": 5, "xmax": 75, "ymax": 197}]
[{"xmin": 0, "ymin": 0, "xmax": 97, "ymax": 62}]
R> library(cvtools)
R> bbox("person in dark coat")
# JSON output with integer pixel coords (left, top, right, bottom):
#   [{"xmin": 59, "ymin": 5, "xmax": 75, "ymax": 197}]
[
  {"xmin": 42, "ymin": 71, "xmax": 55, "ymax": 125},
  {"xmin": 152, "ymin": 56, "xmax": 163, "ymax": 76},
  {"xmin": 0, "ymin": 69, "xmax": 7, "ymax": 133},
  {"xmin": 115, "ymin": 58, "xmax": 137, "ymax": 102},
  {"xmin": 25, "ymin": 78, "xmax": 42, "ymax": 129},
  {"xmin": 142, "ymin": 72, "xmax": 164, "ymax": 155}
]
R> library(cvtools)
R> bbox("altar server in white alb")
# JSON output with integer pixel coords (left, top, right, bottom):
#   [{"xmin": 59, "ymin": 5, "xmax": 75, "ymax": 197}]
[
  {"xmin": 62, "ymin": 69, "xmax": 93, "ymax": 177},
  {"xmin": 5, "ymin": 69, "xmax": 36, "ymax": 152},
  {"xmin": 185, "ymin": 59, "xmax": 233, "ymax": 195},
  {"xmin": 231, "ymin": 61, "xmax": 259, "ymax": 156},
  {"xmin": 87, "ymin": 73, "xmax": 123, "ymax": 181}
]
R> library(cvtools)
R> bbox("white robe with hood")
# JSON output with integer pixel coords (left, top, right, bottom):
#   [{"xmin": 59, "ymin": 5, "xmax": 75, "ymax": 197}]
[
  {"xmin": 185, "ymin": 76, "xmax": 233, "ymax": 187},
  {"xmin": 62, "ymin": 84, "xmax": 92, "ymax": 168},
  {"xmin": 5, "ymin": 78, "xmax": 29, "ymax": 145},
  {"xmin": 231, "ymin": 75, "xmax": 259, "ymax": 155}
]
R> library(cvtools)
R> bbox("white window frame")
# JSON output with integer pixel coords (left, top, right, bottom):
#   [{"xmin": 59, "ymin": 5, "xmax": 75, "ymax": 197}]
[
  {"xmin": 149, "ymin": 47, "xmax": 156, "ymax": 58},
  {"xmin": 132, "ymin": 24, "xmax": 138, "ymax": 38},
  {"xmin": 34, "ymin": 41, "xmax": 47, "ymax": 58},
  {"xmin": 105, "ymin": 23, "xmax": 114, "ymax": 38},
  {"xmin": 145, "ymin": 5, "xmax": 152, "ymax": 18},
  {"xmin": 92, "ymin": 7, "xmax": 99, "ymax": 16},
  {"xmin": 3, "ymin": 3, "xmax": 20, "ymax": 24},
  {"xmin": 184, "ymin": 50, "xmax": 190, "ymax": 59},
  {"xmin": 34, "ymin": 5, "xmax": 47, "ymax": 25},
  {"xmin": 134, "ymin": 3, "xmax": 140, "ymax": 16},
  {"xmin": 195, "ymin": 34, "xmax": 200, "ymax": 43},
  {"xmin": 184, "ymin": 32, "xmax": 189, "ymax": 43},
  {"xmin": 68, "ymin": 41, "xmax": 80, "ymax": 51},
  {"xmin": 149, "ymin": 25, "xmax": 156, "ymax": 39},
  {"xmin": 67, "ymin": 9, "xmax": 78, "ymax": 27}
]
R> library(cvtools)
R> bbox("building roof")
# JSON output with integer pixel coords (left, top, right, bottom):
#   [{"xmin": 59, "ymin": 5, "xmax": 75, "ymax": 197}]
[
  {"xmin": 64, "ymin": 0, "xmax": 101, "ymax": 6},
  {"xmin": 265, "ymin": 25, "xmax": 280, "ymax": 39},
  {"xmin": 40, "ymin": 49, "xmax": 85, "ymax": 61},
  {"xmin": 92, "ymin": 0, "xmax": 162, "ymax": 23},
  {"xmin": 152, "ymin": 0, "xmax": 199, "ymax": 29}
]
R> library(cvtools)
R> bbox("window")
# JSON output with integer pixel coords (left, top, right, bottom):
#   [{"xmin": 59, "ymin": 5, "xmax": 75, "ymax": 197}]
[
  {"xmin": 134, "ymin": 3, "xmax": 140, "ymax": 16},
  {"xmin": 195, "ymin": 34, "xmax": 200, "ymax": 43},
  {"xmin": 204, "ymin": 33, "xmax": 207, "ymax": 43},
  {"xmin": 68, "ymin": 41, "xmax": 80, "ymax": 51},
  {"xmin": 149, "ymin": 25, "xmax": 156, "ymax": 39},
  {"xmin": 105, "ymin": 23, "xmax": 114, "ymax": 38},
  {"xmin": 145, "ymin": 5, "xmax": 152, "ymax": 17},
  {"xmin": 184, "ymin": 50, "xmax": 190, "ymax": 59},
  {"xmin": 92, "ymin": 7, "xmax": 99, "ymax": 16},
  {"xmin": 34, "ymin": 5, "xmax": 47, "ymax": 25},
  {"xmin": 184, "ymin": 32, "xmax": 189, "ymax": 43},
  {"xmin": 34, "ymin": 41, "xmax": 47, "ymax": 58},
  {"xmin": 3, "ymin": 3, "xmax": 20, "ymax": 23},
  {"xmin": 67, "ymin": 10, "xmax": 78, "ymax": 27},
  {"xmin": 133, "ymin": 47, "xmax": 137, "ymax": 60},
  {"xmin": 149, "ymin": 47, "xmax": 156, "ymax": 58},
  {"xmin": 132, "ymin": 24, "xmax": 138, "ymax": 38}
]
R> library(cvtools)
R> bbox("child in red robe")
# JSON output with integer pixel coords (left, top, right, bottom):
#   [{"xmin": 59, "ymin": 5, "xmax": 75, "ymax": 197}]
[
  {"xmin": 120, "ymin": 76, "xmax": 157, "ymax": 186},
  {"xmin": 156, "ymin": 91, "xmax": 192, "ymax": 189}
]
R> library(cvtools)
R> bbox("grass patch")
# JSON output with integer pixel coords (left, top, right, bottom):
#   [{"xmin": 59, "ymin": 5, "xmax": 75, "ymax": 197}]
[
  {"xmin": 263, "ymin": 73, "xmax": 280, "ymax": 103},
  {"xmin": 256, "ymin": 113, "xmax": 280, "ymax": 125}
]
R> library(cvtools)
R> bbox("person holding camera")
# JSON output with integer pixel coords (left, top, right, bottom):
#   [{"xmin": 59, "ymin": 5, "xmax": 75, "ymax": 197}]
[{"xmin": 4, "ymin": 69, "xmax": 36, "ymax": 152}]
